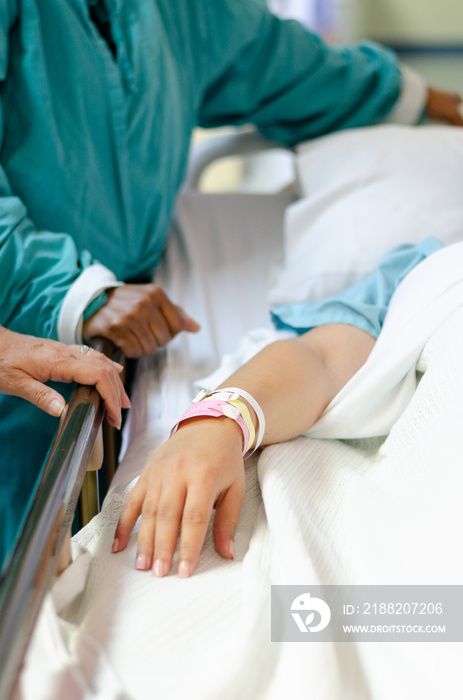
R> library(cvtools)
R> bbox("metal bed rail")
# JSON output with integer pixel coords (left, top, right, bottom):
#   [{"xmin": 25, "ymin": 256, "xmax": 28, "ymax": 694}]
[{"xmin": 0, "ymin": 382, "xmax": 104, "ymax": 700}]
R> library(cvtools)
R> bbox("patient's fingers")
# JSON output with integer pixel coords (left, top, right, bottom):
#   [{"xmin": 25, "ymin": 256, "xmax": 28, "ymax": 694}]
[
  {"xmin": 176, "ymin": 487, "xmax": 216, "ymax": 578},
  {"xmin": 132, "ymin": 481, "xmax": 163, "ymax": 570},
  {"xmin": 113, "ymin": 419, "xmax": 245, "ymax": 577},
  {"xmin": 113, "ymin": 477, "xmax": 149, "ymax": 554},
  {"xmin": 152, "ymin": 483, "xmax": 186, "ymax": 577},
  {"xmin": 212, "ymin": 480, "xmax": 245, "ymax": 561}
]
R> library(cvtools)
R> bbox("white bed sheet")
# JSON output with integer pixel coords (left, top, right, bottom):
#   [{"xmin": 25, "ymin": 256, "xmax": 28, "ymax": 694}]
[
  {"xmin": 21, "ymin": 190, "xmax": 294, "ymax": 700},
  {"xmin": 21, "ymin": 158, "xmax": 463, "ymax": 699}
]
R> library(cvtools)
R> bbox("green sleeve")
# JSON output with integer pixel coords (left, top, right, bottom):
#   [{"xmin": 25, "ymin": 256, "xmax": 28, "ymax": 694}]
[
  {"xmin": 195, "ymin": 0, "xmax": 402, "ymax": 145},
  {"xmin": 0, "ymin": 189, "xmax": 97, "ymax": 340},
  {"xmin": 0, "ymin": 2, "xmax": 98, "ymax": 340}
]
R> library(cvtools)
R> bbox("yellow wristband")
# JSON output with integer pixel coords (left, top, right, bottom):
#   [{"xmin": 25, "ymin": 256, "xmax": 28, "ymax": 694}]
[
  {"xmin": 201, "ymin": 394, "xmax": 256, "ymax": 453},
  {"xmin": 228, "ymin": 398, "xmax": 256, "ymax": 451}
]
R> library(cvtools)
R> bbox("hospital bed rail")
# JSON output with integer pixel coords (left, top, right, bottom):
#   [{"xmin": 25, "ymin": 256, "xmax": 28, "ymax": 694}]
[
  {"xmin": 0, "ymin": 371, "xmax": 106, "ymax": 700},
  {"xmin": 184, "ymin": 128, "xmax": 295, "ymax": 192}
]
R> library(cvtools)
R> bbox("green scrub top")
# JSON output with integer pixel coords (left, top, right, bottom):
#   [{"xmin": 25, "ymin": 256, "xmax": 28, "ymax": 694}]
[
  {"xmin": 0, "ymin": 0, "xmax": 403, "ymax": 564},
  {"xmin": 0, "ymin": 0, "xmax": 403, "ymax": 339}
]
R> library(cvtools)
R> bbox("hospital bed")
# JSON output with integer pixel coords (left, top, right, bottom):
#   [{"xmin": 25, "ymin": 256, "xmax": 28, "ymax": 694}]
[{"xmin": 3, "ymin": 123, "xmax": 463, "ymax": 700}]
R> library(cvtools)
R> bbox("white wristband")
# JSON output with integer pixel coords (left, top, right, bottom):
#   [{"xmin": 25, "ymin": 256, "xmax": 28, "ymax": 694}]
[{"xmin": 215, "ymin": 387, "xmax": 265, "ymax": 451}]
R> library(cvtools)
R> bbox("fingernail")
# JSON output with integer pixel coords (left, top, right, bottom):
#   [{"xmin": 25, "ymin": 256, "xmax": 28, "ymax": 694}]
[
  {"xmin": 112, "ymin": 538, "xmax": 119, "ymax": 553},
  {"xmin": 135, "ymin": 553, "xmax": 148, "ymax": 570},
  {"xmin": 153, "ymin": 559, "xmax": 165, "ymax": 577},
  {"xmin": 108, "ymin": 415, "xmax": 122, "ymax": 431},
  {"xmin": 49, "ymin": 398, "xmax": 65, "ymax": 417},
  {"xmin": 178, "ymin": 560, "xmax": 190, "ymax": 578},
  {"xmin": 229, "ymin": 540, "xmax": 235, "ymax": 559}
]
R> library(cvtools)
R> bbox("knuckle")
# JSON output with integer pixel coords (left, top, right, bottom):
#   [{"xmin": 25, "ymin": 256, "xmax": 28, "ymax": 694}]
[
  {"xmin": 168, "ymin": 460, "xmax": 186, "ymax": 477},
  {"xmin": 157, "ymin": 501, "xmax": 181, "ymax": 522},
  {"xmin": 217, "ymin": 516, "xmax": 240, "ymax": 531},
  {"xmin": 52, "ymin": 345, "xmax": 73, "ymax": 362},
  {"xmin": 120, "ymin": 497, "xmax": 140, "ymax": 521},
  {"xmin": 105, "ymin": 322, "xmax": 125, "ymax": 338},
  {"xmin": 33, "ymin": 385, "xmax": 53, "ymax": 407},
  {"xmin": 90, "ymin": 350, "xmax": 106, "ymax": 361},
  {"xmin": 182, "ymin": 507, "xmax": 209, "ymax": 527},
  {"xmin": 148, "ymin": 284, "xmax": 163, "ymax": 299},
  {"xmin": 141, "ymin": 500, "xmax": 158, "ymax": 519},
  {"xmin": 136, "ymin": 295, "xmax": 152, "ymax": 312},
  {"xmin": 125, "ymin": 309, "xmax": 141, "ymax": 324},
  {"xmin": 155, "ymin": 330, "xmax": 171, "ymax": 348},
  {"xmin": 94, "ymin": 366, "xmax": 109, "ymax": 381},
  {"xmin": 178, "ymin": 544, "xmax": 198, "ymax": 560},
  {"xmin": 199, "ymin": 463, "xmax": 220, "ymax": 481}
]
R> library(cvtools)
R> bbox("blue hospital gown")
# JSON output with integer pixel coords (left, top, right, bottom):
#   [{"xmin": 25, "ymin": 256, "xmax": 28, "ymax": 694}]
[{"xmin": 271, "ymin": 238, "xmax": 444, "ymax": 337}]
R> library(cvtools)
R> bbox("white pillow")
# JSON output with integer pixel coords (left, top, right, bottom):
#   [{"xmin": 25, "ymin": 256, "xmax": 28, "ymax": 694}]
[{"xmin": 269, "ymin": 124, "xmax": 463, "ymax": 305}]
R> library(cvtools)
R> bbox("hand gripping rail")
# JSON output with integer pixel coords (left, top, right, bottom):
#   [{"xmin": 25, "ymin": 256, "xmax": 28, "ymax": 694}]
[{"xmin": 0, "ymin": 382, "xmax": 104, "ymax": 700}]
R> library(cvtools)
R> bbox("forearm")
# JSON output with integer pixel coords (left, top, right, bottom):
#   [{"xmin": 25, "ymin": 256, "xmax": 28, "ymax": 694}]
[
  {"xmin": 115, "ymin": 325, "xmax": 375, "ymax": 577},
  {"xmin": 217, "ymin": 324, "xmax": 376, "ymax": 446}
]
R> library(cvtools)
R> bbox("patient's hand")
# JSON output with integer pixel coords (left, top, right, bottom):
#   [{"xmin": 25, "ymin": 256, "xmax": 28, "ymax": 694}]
[
  {"xmin": 83, "ymin": 284, "xmax": 200, "ymax": 358},
  {"xmin": 113, "ymin": 417, "xmax": 245, "ymax": 577},
  {"xmin": 426, "ymin": 87, "xmax": 463, "ymax": 126}
]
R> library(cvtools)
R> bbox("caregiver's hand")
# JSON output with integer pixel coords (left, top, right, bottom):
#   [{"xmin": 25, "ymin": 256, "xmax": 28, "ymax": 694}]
[
  {"xmin": 83, "ymin": 284, "xmax": 200, "ymax": 358},
  {"xmin": 426, "ymin": 87, "xmax": 463, "ymax": 126},
  {"xmin": 113, "ymin": 417, "xmax": 246, "ymax": 578},
  {"xmin": 0, "ymin": 326, "xmax": 130, "ymax": 427}
]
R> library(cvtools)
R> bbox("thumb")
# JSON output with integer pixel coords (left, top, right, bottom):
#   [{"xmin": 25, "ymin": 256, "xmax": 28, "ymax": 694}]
[
  {"xmin": 177, "ymin": 307, "xmax": 200, "ymax": 333},
  {"xmin": 212, "ymin": 482, "xmax": 244, "ymax": 560},
  {"xmin": 15, "ymin": 377, "xmax": 66, "ymax": 417}
]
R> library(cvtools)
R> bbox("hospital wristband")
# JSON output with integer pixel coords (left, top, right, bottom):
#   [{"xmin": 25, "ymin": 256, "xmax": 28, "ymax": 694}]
[
  {"xmin": 170, "ymin": 399, "xmax": 250, "ymax": 455},
  {"xmin": 194, "ymin": 387, "xmax": 265, "ymax": 452},
  {"xmin": 201, "ymin": 395, "xmax": 255, "ymax": 451},
  {"xmin": 218, "ymin": 387, "xmax": 265, "ymax": 450}
]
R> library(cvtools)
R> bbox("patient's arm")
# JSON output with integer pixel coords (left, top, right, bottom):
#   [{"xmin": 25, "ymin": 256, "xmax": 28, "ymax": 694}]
[
  {"xmin": 113, "ymin": 324, "xmax": 375, "ymax": 578},
  {"xmin": 222, "ymin": 324, "xmax": 375, "ymax": 447}
]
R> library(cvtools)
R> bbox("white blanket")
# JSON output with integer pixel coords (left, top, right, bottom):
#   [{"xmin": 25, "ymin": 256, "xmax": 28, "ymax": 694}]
[
  {"xmin": 23, "ymin": 297, "xmax": 463, "ymax": 700},
  {"xmin": 22, "ymin": 234, "xmax": 463, "ymax": 700},
  {"xmin": 19, "ymin": 128, "xmax": 463, "ymax": 698}
]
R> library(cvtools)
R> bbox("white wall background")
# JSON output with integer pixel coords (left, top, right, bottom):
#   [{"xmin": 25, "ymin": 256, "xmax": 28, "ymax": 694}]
[
  {"xmin": 358, "ymin": 0, "xmax": 463, "ymax": 44},
  {"xmin": 269, "ymin": 0, "xmax": 463, "ymax": 44}
]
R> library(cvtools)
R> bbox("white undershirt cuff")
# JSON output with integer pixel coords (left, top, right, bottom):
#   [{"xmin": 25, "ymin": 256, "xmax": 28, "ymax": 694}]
[
  {"xmin": 58, "ymin": 264, "xmax": 123, "ymax": 344},
  {"xmin": 383, "ymin": 64, "xmax": 427, "ymax": 125}
]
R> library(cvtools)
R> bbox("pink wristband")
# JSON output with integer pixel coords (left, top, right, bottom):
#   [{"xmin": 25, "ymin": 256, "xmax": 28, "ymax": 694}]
[{"xmin": 170, "ymin": 399, "xmax": 250, "ymax": 455}]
